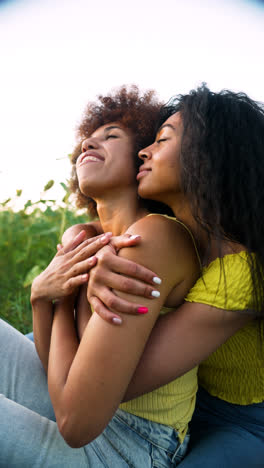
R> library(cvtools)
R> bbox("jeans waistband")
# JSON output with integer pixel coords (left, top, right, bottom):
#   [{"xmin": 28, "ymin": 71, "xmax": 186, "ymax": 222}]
[{"xmin": 115, "ymin": 409, "xmax": 181, "ymax": 455}]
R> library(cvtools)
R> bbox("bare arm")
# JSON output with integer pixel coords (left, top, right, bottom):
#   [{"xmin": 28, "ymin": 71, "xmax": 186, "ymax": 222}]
[
  {"xmin": 47, "ymin": 215, "xmax": 197, "ymax": 448},
  {"xmin": 60, "ymin": 225, "xmax": 152, "ymax": 338},
  {"xmin": 84, "ymin": 237, "xmax": 255, "ymax": 401},
  {"xmin": 123, "ymin": 301, "xmax": 253, "ymax": 400},
  {"xmin": 31, "ymin": 230, "xmax": 112, "ymax": 372}
]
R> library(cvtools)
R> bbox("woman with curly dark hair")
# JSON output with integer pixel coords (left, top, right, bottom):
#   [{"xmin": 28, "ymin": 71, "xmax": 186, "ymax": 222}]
[
  {"xmin": 0, "ymin": 86, "xmax": 200, "ymax": 466},
  {"xmin": 86, "ymin": 85, "xmax": 264, "ymax": 467}
]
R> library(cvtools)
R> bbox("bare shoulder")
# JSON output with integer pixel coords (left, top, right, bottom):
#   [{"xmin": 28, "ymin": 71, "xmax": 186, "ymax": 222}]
[
  {"xmin": 120, "ymin": 214, "xmax": 200, "ymax": 297},
  {"xmin": 127, "ymin": 214, "xmax": 199, "ymax": 268},
  {"xmin": 62, "ymin": 221, "xmax": 102, "ymax": 245}
]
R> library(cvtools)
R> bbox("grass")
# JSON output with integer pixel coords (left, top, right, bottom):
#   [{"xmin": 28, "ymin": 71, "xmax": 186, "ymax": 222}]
[{"xmin": 0, "ymin": 182, "xmax": 88, "ymax": 334}]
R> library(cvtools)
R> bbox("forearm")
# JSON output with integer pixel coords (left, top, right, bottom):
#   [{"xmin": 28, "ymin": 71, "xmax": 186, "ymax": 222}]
[
  {"xmin": 48, "ymin": 299, "xmax": 79, "ymax": 419},
  {"xmin": 75, "ymin": 284, "xmax": 92, "ymax": 341},
  {"xmin": 123, "ymin": 302, "xmax": 253, "ymax": 401},
  {"xmin": 31, "ymin": 295, "xmax": 54, "ymax": 374}
]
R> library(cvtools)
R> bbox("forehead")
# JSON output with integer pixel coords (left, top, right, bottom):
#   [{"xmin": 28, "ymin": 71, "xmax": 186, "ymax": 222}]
[
  {"xmin": 91, "ymin": 122, "xmax": 128, "ymax": 138},
  {"xmin": 163, "ymin": 112, "xmax": 182, "ymax": 130}
]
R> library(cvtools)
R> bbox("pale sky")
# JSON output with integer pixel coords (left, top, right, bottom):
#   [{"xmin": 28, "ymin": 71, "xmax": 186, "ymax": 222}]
[{"xmin": 0, "ymin": 0, "xmax": 264, "ymax": 206}]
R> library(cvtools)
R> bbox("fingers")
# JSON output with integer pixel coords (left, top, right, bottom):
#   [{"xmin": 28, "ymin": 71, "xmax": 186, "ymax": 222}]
[
  {"xmin": 89, "ymin": 296, "xmax": 123, "ymax": 325},
  {"xmin": 69, "ymin": 256, "xmax": 97, "ymax": 277},
  {"xmin": 101, "ymin": 253, "xmax": 161, "ymax": 286},
  {"xmin": 110, "ymin": 234, "xmax": 141, "ymax": 251},
  {"xmin": 89, "ymin": 286, "xmax": 147, "ymax": 315},
  {"xmin": 65, "ymin": 273, "xmax": 89, "ymax": 291},
  {"xmin": 91, "ymin": 268, "xmax": 159, "ymax": 299},
  {"xmin": 59, "ymin": 231, "xmax": 112, "ymax": 256},
  {"xmin": 62, "ymin": 230, "xmax": 87, "ymax": 254},
  {"xmin": 73, "ymin": 233, "xmax": 112, "ymax": 262}
]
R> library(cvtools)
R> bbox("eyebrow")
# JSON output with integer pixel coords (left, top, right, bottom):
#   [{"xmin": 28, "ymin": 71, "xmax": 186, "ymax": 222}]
[
  {"xmin": 158, "ymin": 123, "xmax": 176, "ymax": 132},
  {"xmin": 104, "ymin": 125, "xmax": 123, "ymax": 132},
  {"xmin": 90, "ymin": 125, "xmax": 123, "ymax": 139}
]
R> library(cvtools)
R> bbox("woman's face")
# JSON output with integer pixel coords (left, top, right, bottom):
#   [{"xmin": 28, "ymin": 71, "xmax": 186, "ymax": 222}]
[
  {"xmin": 137, "ymin": 112, "xmax": 183, "ymax": 205},
  {"xmin": 76, "ymin": 122, "xmax": 136, "ymax": 198}
]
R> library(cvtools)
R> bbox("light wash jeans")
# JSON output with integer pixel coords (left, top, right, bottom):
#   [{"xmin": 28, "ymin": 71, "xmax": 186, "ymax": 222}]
[{"xmin": 0, "ymin": 319, "xmax": 189, "ymax": 467}]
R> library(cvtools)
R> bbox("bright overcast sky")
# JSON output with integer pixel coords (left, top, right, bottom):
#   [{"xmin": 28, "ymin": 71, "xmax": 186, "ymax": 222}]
[{"xmin": 0, "ymin": 0, "xmax": 264, "ymax": 205}]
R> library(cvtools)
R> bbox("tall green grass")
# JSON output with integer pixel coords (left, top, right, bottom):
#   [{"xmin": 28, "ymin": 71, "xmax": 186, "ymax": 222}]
[{"xmin": 0, "ymin": 182, "xmax": 87, "ymax": 334}]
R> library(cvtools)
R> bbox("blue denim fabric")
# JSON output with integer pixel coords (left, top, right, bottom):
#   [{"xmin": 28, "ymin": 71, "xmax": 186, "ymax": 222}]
[
  {"xmin": 180, "ymin": 386, "xmax": 264, "ymax": 468},
  {"xmin": 86, "ymin": 409, "xmax": 189, "ymax": 467},
  {"xmin": 0, "ymin": 320, "xmax": 188, "ymax": 467},
  {"xmin": 26, "ymin": 331, "xmax": 34, "ymax": 342}
]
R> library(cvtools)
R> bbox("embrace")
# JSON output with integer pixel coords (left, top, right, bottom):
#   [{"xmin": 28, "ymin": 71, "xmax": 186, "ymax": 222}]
[{"xmin": 0, "ymin": 85, "xmax": 263, "ymax": 467}]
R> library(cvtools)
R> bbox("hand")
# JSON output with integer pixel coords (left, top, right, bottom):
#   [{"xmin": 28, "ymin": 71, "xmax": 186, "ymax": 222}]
[
  {"xmin": 87, "ymin": 234, "xmax": 162, "ymax": 325},
  {"xmin": 31, "ymin": 230, "xmax": 113, "ymax": 303}
]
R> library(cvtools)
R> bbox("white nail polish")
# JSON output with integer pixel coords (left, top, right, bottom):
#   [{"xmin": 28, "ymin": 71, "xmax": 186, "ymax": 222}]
[
  {"xmin": 151, "ymin": 290, "xmax": 160, "ymax": 298},
  {"xmin": 112, "ymin": 317, "xmax": 122, "ymax": 325},
  {"xmin": 153, "ymin": 277, "xmax": 162, "ymax": 285},
  {"xmin": 130, "ymin": 235, "xmax": 140, "ymax": 240}
]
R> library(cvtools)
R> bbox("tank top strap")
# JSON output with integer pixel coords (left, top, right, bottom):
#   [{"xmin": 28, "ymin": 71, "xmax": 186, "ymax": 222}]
[{"xmin": 147, "ymin": 213, "xmax": 202, "ymax": 270}]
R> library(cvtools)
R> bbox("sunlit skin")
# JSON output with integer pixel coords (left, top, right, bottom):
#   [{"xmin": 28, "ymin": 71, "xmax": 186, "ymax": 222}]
[
  {"xmin": 76, "ymin": 122, "xmax": 147, "ymax": 236},
  {"xmin": 137, "ymin": 112, "xmax": 198, "ymax": 238},
  {"xmin": 77, "ymin": 124, "xmax": 135, "ymax": 199},
  {"xmin": 137, "ymin": 113, "xmax": 184, "ymax": 207},
  {"xmin": 31, "ymin": 118, "xmax": 200, "ymax": 448}
]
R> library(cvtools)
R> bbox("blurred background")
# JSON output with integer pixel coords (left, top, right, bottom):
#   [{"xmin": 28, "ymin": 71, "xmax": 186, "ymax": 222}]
[{"xmin": 1, "ymin": 0, "xmax": 264, "ymax": 331}]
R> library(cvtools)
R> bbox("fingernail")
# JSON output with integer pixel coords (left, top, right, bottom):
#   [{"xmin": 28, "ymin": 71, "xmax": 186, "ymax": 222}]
[
  {"xmin": 112, "ymin": 317, "xmax": 122, "ymax": 325},
  {"xmin": 130, "ymin": 235, "xmax": 141, "ymax": 240},
  {"xmin": 137, "ymin": 306, "xmax": 148, "ymax": 314},
  {"xmin": 101, "ymin": 232, "xmax": 112, "ymax": 242},
  {"xmin": 153, "ymin": 276, "xmax": 162, "ymax": 285},
  {"xmin": 151, "ymin": 290, "xmax": 160, "ymax": 298},
  {"xmin": 89, "ymin": 256, "xmax": 96, "ymax": 263}
]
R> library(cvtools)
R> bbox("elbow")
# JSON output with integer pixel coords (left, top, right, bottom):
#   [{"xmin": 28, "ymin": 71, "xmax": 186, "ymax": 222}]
[{"xmin": 58, "ymin": 413, "xmax": 103, "ymax": 448}]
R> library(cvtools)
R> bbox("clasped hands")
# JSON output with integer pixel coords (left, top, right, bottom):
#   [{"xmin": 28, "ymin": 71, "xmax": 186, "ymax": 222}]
[{"xmin": 31, "ymin": 229, "xmax": 161, "ymax": 323}]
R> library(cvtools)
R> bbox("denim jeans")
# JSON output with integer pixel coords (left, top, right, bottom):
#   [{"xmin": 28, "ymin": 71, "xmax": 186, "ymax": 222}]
[
  {"xmin": 0, "ymin": 320, "xmax": 188, "ymax": 467},
  {"xmin": 180, "ymin": 386, "xmax": 264, "ymax": 468}
]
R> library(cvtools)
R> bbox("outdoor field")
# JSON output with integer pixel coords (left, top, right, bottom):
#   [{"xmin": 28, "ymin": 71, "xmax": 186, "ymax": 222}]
[{"xmin": 0, "ymin": 181, "xmax": 87, "ymax": 334}]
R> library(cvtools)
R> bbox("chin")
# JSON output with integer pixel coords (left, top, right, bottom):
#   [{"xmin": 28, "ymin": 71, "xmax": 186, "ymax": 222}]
[{"xmin": 138, "ymin": 182, "xmax": 153, "ymax": 198}]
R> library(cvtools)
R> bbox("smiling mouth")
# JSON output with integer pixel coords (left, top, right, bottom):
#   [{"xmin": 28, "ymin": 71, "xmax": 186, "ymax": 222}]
[
  {"xmin": 81, "ymin": 156, "xmax": 102, "ymax": 163},
  {"xmin": 79, "ymin": 152, "xmax": 104, "ymax": 165}
]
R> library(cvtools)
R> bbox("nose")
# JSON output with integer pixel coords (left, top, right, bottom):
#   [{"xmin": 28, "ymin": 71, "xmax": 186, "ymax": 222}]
[
  {"xmin": 81, "ymin": 137, "xmax": 99, "ymax": 152},
  {"xmin": 138, "ymin": 145, "xmax": 152, "ymax": 161}
]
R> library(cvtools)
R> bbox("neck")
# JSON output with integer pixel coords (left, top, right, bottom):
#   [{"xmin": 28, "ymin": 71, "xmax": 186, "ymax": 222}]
[
  {"xmin": 95, "ymin": 188, "xmax": 148, "ymax": 236},
  {"xmin": 170, "ymin": 194, "xmax": 245, "ymax": 265},
  {"xmin": 169, "ymin": 194, "xmax": 205, "ymax": 255}
]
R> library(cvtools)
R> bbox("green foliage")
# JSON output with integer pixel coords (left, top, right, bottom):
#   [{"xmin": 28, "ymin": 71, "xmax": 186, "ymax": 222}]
[{"xmin": 0, "ymin": 183, "xmax": 88, "ymax": 334}]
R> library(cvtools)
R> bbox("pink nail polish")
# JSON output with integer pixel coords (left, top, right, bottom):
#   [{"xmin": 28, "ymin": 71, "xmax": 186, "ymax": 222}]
[{"xmin": 137, "ymin": 307, "xmax": 148, "ymax": 314}]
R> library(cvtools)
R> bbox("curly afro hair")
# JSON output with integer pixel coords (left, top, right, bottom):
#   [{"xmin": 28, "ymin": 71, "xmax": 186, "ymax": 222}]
[{"xmin": 69, "ymin": 85, "xmax": 173, "ymax": 218}]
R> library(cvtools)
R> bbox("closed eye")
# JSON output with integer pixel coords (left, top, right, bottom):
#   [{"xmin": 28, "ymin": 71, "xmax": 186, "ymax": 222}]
[
  {"xmin": 106, "ymin": 134, "xmax": 118, "ymax": 139},
  {"xmin": 157, "ymin": 138, "xmax": 167, "ymax": 143}
]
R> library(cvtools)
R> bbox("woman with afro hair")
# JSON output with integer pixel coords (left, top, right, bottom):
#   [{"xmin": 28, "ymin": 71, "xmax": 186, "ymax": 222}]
[
  {"xmin": 0, "ymin": 86, "xmax": 201, "ymax": 466},
  {"xmin": 84, "ymin": 85, "xmax": 264, "ymax": 467}
]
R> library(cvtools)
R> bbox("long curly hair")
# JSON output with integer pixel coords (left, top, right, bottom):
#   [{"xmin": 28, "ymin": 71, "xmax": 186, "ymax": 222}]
[
  {"xmin": 159, "ymin": 84, "xmax": 264, "ymax": 313},
  {"xmin": 69, "ymin": 85, "xmax": 173, "ymax": 217}
]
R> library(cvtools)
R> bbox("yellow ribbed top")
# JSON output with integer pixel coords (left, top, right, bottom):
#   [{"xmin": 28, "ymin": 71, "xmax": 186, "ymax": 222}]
[
  {"xmin": 120, "ymin": 308, "xmax": 198, "ymax": 442},
  {"xmin": 186, "ymin": 251, "xmax": 264, "ymax": 405}
]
